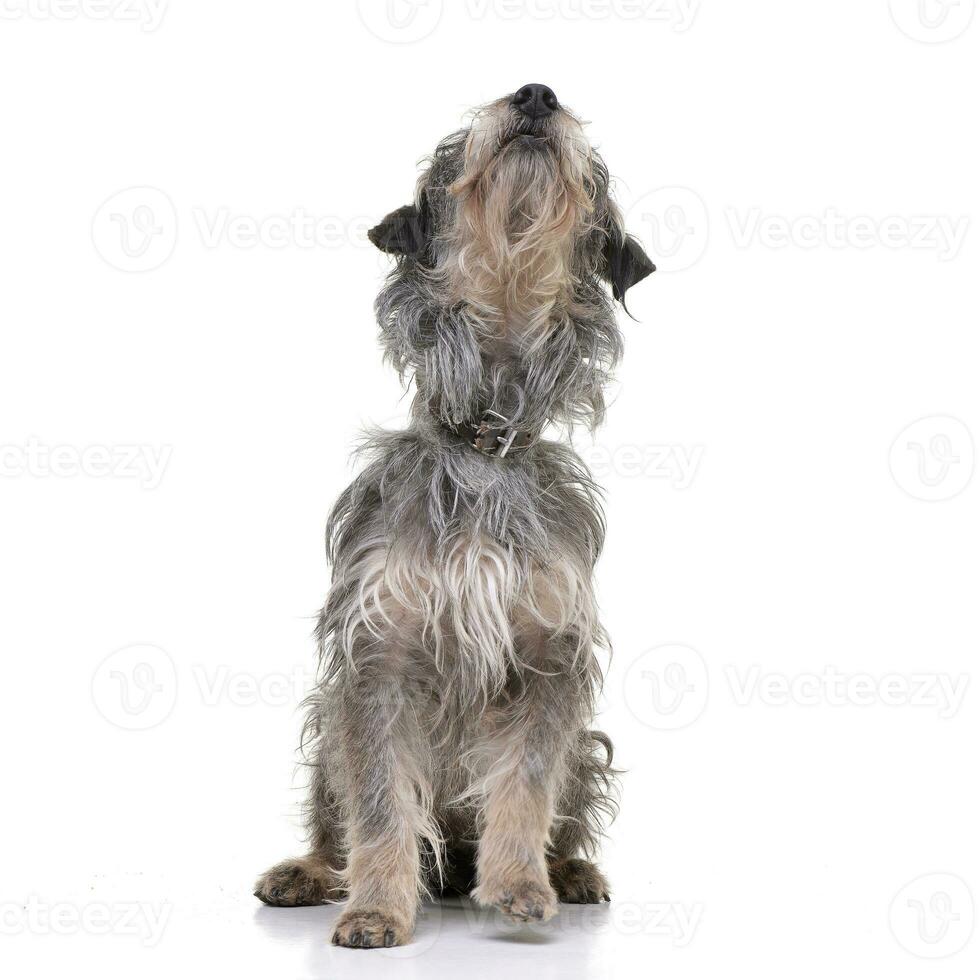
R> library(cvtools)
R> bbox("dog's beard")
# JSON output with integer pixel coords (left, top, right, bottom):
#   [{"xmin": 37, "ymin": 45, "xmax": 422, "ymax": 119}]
[{"xmin": 438, "ymin": 107, "xmax": 597, "ymax": 343}]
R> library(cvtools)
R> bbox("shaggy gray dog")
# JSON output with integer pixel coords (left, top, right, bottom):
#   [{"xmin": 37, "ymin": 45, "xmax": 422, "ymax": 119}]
[{"xmin": 255, "ymin": 83, "xmax": 654, "ymax": 949}]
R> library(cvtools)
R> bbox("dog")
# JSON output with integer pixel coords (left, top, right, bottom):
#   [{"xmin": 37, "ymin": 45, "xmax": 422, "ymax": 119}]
[{"xmin": 254, "ymin": 83, "xmax": 655, "ymax": 949}]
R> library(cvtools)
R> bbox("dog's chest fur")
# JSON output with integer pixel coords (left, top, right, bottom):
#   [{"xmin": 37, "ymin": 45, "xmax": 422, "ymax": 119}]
[{"xmin": 320, "ymin": 427, "xmax": 606, "ymax": 701}]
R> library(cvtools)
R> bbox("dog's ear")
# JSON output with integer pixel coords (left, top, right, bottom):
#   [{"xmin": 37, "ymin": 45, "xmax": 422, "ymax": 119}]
[
  {"xmin": 603, "ymin": 229, "xmax": 656, "ymax": 306},
  {"xmin": 368, "ymin": 200, "xmax": 429, "ymax": 258}
]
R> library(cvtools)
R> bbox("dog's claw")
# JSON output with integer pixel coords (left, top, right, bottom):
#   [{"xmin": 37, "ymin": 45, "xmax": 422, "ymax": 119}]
[{"xmin": 332, "ymin": 908, "xmax": 410, "ymax": 948}]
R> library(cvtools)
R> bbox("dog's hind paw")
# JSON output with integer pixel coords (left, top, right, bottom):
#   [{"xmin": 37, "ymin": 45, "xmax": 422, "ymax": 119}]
[
  {"xmin": 548, "ymin": 857, "xmax": 610, "ymax": 904},
  {"xmin": 254, "ymin": 856, "xmax": 342, "ymax": 907}
]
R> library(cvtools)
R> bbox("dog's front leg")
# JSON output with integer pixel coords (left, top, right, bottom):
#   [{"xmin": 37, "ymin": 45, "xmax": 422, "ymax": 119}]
[
  {"xmin": 330, "ymin": 658, "xmax": 432, "ymax": 949},
  {"xmin": 472, "ymin": 656, "xmax": 582, "ymax": 924}
]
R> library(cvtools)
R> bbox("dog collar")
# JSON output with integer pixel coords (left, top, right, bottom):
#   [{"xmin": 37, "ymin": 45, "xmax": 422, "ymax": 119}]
[{"xmin": 446, "ymin": 410, "xmax": 537, "ymax": 459}]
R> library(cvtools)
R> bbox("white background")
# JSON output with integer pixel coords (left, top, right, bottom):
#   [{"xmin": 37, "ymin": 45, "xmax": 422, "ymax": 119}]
[{"xmin": 1, "ymin": 1, "xmax": 978, "ymax": 977}]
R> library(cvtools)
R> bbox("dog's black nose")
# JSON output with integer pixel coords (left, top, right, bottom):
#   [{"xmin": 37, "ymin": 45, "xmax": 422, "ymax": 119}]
[{"xmin": 511, "ymin": 83, "xmax": 559, "ymax": 120}]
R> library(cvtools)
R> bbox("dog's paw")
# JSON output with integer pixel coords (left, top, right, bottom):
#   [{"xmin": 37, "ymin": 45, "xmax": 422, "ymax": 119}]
[
  {"xmin": 473, "ymin": 877, "xmax": 558, "ymax": 923},
  {"xmin": 254, "ymin": 857, "xmax": 342, "ymax": 907},
  {"xmin": 548, "ymin": 857, "xmax": 610, "ymax": 904},
  {"xmin": 331, "ymin": 907, "xmax": 412, "ymax": 949}
]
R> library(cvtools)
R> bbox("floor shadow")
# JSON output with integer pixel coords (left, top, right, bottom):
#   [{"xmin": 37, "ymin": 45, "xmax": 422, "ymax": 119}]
[{"xmin": 252, "ymin": 895, "xmax": 612, "ymax": 979}]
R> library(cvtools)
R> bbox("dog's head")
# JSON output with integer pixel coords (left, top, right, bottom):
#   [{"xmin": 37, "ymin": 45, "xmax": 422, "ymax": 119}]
[
  {"xmin": 369, "ymin": 84, "xmax": 654, "ymax": 322},
  {"xmin": 369, "ymin": 85, "xmax": 654, "ymax": 433}
]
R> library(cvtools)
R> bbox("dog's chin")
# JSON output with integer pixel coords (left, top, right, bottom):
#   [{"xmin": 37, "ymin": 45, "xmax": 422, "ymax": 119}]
[
  {"xmin": 493, "ymin": 130, "xmax": 560, "ymax": 169},
  {"xmin": 457, "ymin": 131, "xmax": 555, "ymax": 188},
  {"xmin": 500, "ymin": 132, "xmax": 550, "ymax": 153}
]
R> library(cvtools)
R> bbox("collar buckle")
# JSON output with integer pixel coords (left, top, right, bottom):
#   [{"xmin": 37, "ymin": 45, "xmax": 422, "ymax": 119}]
[{"xmin": 471, "ymin": 410, "xmax": 534, "ymax": 458}]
